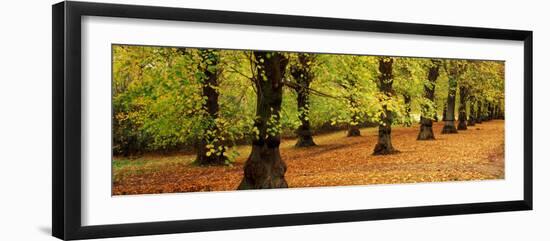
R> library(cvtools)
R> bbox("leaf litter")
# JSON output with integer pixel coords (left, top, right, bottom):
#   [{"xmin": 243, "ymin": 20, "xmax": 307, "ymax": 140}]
[{"xmin": 112, "ymin": 120, "xmax": 504, "ymax": 195}]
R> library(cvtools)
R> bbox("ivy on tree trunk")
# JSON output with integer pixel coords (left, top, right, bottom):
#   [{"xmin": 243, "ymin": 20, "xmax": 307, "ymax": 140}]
[
  {"xmin": 238, "ymin": 51, "xmax": 289, "ymax": 190},
  {"xmin": 290, "ymin": 53, "xmax": 317, "ymax": 147},
  {"xmin": 195, "ymin": 50, "xmax": 227, "ymax": 165},
  {"xmin": 403, "ymin": 94, "xmax": 412, "ymax": 127},
  {"xmin": 373, "ymin": 57, "xmax": 399, "ymax": 155}
]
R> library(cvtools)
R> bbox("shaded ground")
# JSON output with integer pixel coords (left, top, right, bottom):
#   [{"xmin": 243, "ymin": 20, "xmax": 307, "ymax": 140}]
[{"xmin": 112, "ymin": 120, "xmax": 504, "ymax": 195}]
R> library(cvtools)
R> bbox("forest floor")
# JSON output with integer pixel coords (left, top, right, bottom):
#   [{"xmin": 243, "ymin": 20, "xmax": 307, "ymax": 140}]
[{"xmin": 112, "ymin": 120, "xmax": 505, "ymax": 195}]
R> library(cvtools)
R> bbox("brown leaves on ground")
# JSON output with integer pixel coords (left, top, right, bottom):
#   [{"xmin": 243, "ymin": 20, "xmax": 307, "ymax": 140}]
[{"xmin": 112, "ymin": 120, "xmax": 504, "ymax": 195}]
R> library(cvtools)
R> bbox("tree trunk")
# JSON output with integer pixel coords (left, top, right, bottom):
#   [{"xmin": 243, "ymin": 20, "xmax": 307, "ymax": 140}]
[
  {"xmin": 238, "ymin": 52, "xmax": 289, "ymax": 190},
  {"xmin": 495, "ymin": 105, "xmax": 504, "ymax": 119},
  {"xmin": 457, "ymin": 86, "xmax": 468, "ymax": 130},
  {"xmin": 442, "ymin": 70, "xmax": 458, "ymax": 134},
  {"xmin": 487, "ymin": 103, "xmax": 493, "ymax": 120},
  {"xmin": 403, "ymin": 94, "xmax": 412, "ymax": 127},
  {"xmin": 467, "ymin": 100, "xmax": 476, "ymax": 126},
  {"xmin": 493, "ymin": 105, "xmax": 499, "ymax": 119},
  {"xmin": 291, "ymin": 54, "xmax": 317, "ymax": 147},
  {"xmin": 348, "ymin": 129, "xmax": 361, "ymax": 136},
  {"xmin": 476, "ymin": 101, "xmax": 483, "ymax": 123},
  {"xmin": 195, "ymin": 50, "xmax": 227, "ymax": 165},
  {"xmin": 482, "ymin": 102, "xmax": 489, "ymax": 121},
  {"xmin": 417, "ymin": 60, "xmax": 440, "ymax": 140},
  {"xmin": 347, "ymin": 98, "xmax": 361, "ymax": 137},
  {"xmin": 348, "ymin": 126, "xmax": 361, "ymax": 137},
  {"xmin": 295, "ymin": 89, "xmax": 316, "ymax": 146},
  {"xmin": 373, "ymin": 57, "xmax": 399, "ymax": 155},
  {"xmin": 441, "ymin": 105, "xmax": 447, "ymax": 123},
  {"xmin": 433, "ymin": 104, "xmax": 439, "ymax": 122}
]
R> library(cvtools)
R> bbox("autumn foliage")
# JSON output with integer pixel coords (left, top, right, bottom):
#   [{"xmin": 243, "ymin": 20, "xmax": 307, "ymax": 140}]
[
  {"xmin": 113, "ymin": 121, "xmax": 504, "ymax": 195},
  {"xmin": 112, "ymin": 45, "xmax": 505, "ymax": 195}
]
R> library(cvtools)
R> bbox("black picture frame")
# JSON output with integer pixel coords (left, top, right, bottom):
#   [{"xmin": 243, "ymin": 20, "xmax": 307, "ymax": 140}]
[{"xmin": 52, "ymin": 1, "xmax": 533, "ymax": 240}]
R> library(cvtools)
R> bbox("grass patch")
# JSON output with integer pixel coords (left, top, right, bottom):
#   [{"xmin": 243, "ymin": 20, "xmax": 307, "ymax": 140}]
[{"xmin": 112, "ymin": 159, "xmax": 149, "ymax": 170}]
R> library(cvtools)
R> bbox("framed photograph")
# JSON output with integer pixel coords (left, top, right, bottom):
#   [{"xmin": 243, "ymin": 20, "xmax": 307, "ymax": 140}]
[{"xmin": 52, "ymin": 1, "xmax": 533, "ymax": 240}]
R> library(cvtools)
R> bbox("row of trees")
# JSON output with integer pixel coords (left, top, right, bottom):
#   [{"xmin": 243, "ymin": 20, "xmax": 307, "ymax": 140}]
[{"xmin": 113, "ymin": 45, "xmax": 505, "ymax": 189}]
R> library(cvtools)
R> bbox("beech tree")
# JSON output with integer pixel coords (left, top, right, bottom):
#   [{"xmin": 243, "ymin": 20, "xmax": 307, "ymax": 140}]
[
  {"xmin": 373, "ymin": 57, "xmax": 399, "ymax": 155},
  {"xmin": 441, "ymin": 60, "xmax": 465, "ymax": 134},
  {"xmin": 238, "ymin": 51, "xmax": 290, "ymax": 190},
  {"xmin": 112, "ymin": 46, "xmax": 506, "ymax": 184},
  {"xmin": 288, "ymin": 53, "xmax": 317, "ymax": 147},
  {"xmin": 468, "ymin": 99, "xmax": 477, "ymax": 126},
  {"xmin": 476, "ymin": 101, "xmax": 484, "ymax": 123},
  {"xmin": 417, "ymin": 60, "xmax": 441, "ymax": 140},
  {"xmin": 193, "ymin": 49, "xmax": 228, "ymax": 165},
  {"xmin": 457, "ymin": 85, "xmax": 469, "ymax": 130},
  {"xmin": 393, "ymin": 58, "xmax": 427, "ymax": 128},
  {"xmin": 456, "ymin": 61, "xmax": 477, "ymax": 131},
  {"xmin": 322, "ymin": 55, "xmax": 377, "ymax": 137}
]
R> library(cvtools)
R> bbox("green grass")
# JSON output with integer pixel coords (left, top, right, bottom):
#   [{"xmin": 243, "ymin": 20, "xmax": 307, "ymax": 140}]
[
  {"xmin": 112, "ymin": 126, "xmax": 383, "ymax": 175},
  {"xmin": 112, "ymin": 159, "xmax": 150, "ymax": 169}
]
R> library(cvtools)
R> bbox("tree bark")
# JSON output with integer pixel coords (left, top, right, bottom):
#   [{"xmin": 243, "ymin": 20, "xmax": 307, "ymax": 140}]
[
  {"xmin": 493, "ymin": 105, "xmax": 499, "ymax": 119},
  {"xmin": 441, "ymin": 104, "xmax": 447, "ymax": 123},
  {"xmin": 457, "ymin": 86, "xmax": 468, "ymax": 130},
  {"xmin": 373, "ymin": 57, "xmax": 399, "ymax": 155},
  {"xmin": 347, "ymin": 98, "xmax": 361, "ymax": 137},
  {"xmin": 481, "ymin": 102, "xmax": 489, "ymax": 121},
  {"xmin": 403, "ymin": 94, "xmax": 412, "ymax": 127},
  {"xmin": 442, "ymin": 68, "xmax": 458, "ymax": 134},
  {"xmin": 476, "ymin": 101, "xmax": 483, "ymax": 123},
  {"xmin": 295, "ymin": 89, "xmax": 316, "ymax": 146},
  {"xmin": 467, "ymin": 99, "xmax": 476, "ymax": 126},
  {"xmin": 195, "ymin": 50, "xmax": 227, "ymax": 165},
  {"xmin": 417, "ymin": 60, "xmax": 440, "ymax": 140},
  {"xmin": 495, "ymin": 104, "xmax": 504, "ymax": 119},
  {"xmin": 290, "ymin": 54, "xmax": 317, "ymax": 147},
  {"xmin": 238, "ymin": 52, "xmax": 289, "ymax": 190},
  {"xmin": 487, "ymin": 103, "xmax": 494, "ymax": 121}
]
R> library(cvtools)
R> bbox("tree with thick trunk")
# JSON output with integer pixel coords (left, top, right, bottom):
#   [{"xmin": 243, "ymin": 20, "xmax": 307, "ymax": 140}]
[
  {"xmin": 457, "ymin": 86, "xmax": 468, "ymax": 130},
  {"xmin": 238, "ymin": 51, "xmax": 289, "ymax": 190},
  {"xmin": 373, "ymin": 57, "xmax": 399, "ymax": 155},
  {"xmin": 417, "ymin": 60, "xmax": 440, "ymax": 140},
  {"xmin": 289, "ymin": 54, "xmax": 317, "ymax": 147},
  {"xmin": 476, "ymin": 101, "xmax": 483, "ymax": 123},
  {"xmin": 195, "ymin": 49, "xmax": 227, "ymax": 165},
  {"xmin": 467, "ymin": 99, "xmax": 476, "ymax": 126},
  {"xmin": 441, "ymin": 63, "xmax": 460, "ymax": 134},
  {"xmin": 441, "ymin": 104, "xmax": 447, "ymax": 123}
]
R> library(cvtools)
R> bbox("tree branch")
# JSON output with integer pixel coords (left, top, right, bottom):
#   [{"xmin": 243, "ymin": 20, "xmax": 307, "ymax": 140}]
[{"xmin": 283, "ymin": 79, "xmax": 341, "ymax": 99}]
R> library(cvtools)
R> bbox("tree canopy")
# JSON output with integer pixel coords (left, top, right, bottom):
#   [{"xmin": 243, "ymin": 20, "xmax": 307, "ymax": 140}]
[{"xmin": 112, "ymin": 45, "xmax": 505, "ymax": 163}]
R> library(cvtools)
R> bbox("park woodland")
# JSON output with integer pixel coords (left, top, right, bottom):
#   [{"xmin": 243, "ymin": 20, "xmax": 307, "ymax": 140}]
[{"xmin": 111, "ymin": 45, "xmax": 505, "ymax": 195}]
